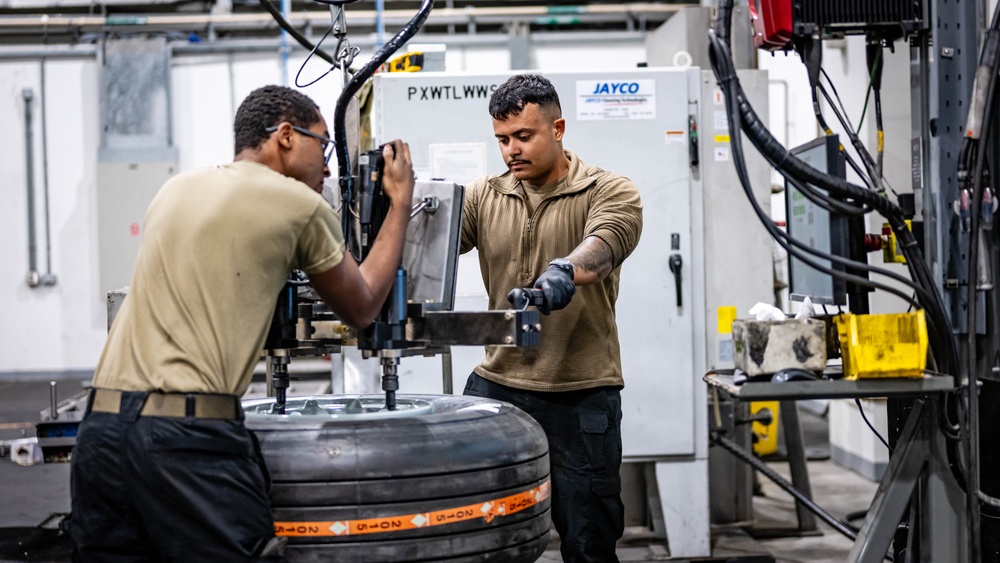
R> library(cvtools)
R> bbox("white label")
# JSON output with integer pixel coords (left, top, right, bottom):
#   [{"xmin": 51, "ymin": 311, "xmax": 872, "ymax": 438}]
[
  {"xmin": 576, "ymin": 79, "xmax": 656, "ymax": 120},
  {"xmin": 714, "ymin": 147, "xmax": 730, "ymax": 162},
  {"xmin": 714, "ymin": 110, "xmax": 729, "ymax": 131},
  {"xmin": 428, "ymin": 143, "xmax": 487, "ymax": 187},
  {"xmin": 665, "ymin": 130, "xmax": 686, "ymax": 144}
]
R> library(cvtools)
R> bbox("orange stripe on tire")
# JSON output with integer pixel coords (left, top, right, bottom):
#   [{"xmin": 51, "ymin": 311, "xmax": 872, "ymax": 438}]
[{"xmin": 275, "ymin": 479, "xmax": 551, "ymax": 538}]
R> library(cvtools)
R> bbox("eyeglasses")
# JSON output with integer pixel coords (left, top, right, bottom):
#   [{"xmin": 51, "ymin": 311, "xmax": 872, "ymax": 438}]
[{"xmin": 265, "ymin": 124, "xmax": 335, "ymax": 164}]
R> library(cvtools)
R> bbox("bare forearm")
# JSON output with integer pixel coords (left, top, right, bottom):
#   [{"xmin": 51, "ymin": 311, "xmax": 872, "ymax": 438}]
[
  {"xmin": 356, "ymin": 204, "xmax": 409, "ymax": 318},
  {"xmin": 565, "ymin": 236, "xmax": 614, "ymax": 285}
]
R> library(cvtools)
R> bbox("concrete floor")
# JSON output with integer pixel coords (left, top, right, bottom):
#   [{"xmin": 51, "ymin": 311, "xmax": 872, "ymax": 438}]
[{"xmin": 0, "ymin": 377, "xmax": 880, "ymax": 562}]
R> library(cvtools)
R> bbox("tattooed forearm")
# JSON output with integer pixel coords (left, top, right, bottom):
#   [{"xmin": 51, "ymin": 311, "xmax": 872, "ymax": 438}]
[{"xmin": 565, "ymin": 236, "xmax": 614, "ymax": 285}]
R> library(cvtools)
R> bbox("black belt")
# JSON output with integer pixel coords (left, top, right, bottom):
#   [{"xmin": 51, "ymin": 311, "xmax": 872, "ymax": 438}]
[{"xmin": 90, "ymin": 388, "xmax": 240, "ymax": 420}]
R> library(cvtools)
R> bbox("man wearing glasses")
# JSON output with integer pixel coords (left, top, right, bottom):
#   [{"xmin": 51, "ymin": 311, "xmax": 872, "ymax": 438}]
[{"xmin": 70, "ymin": 85, "xmax": 415, "ymax": 561}]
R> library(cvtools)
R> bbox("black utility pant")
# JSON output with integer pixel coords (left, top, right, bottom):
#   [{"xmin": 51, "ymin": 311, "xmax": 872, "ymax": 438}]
[
  {"xmin": 70, "ymin": 391, "xmax": 278, "ymax": 562},
  {"xmin": 464, "ymin": 373, "xmax": 625, "ymax": 563}
]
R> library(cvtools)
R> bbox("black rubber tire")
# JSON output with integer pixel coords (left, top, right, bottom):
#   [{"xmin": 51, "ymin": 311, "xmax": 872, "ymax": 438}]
[{"xmin": 243, "ymin": 394, "xmax": 551, "ymax": 562}]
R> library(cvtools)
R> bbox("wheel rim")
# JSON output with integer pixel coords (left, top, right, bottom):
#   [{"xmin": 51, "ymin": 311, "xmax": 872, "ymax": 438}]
[{"xmin": 243, "ymin": 395, "xmax": 434, "ymax": 421}]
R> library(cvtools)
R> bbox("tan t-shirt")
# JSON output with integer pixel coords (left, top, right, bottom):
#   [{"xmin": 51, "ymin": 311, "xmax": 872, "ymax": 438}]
[{"xmin": 92, "ymin": 161, "xmax": 344, "ymax": 397}]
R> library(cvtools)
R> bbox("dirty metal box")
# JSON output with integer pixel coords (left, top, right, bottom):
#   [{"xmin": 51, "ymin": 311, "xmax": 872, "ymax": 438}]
[{"xmin": 732, "ymin": 318, "xmax": 826, "ymax": 376}]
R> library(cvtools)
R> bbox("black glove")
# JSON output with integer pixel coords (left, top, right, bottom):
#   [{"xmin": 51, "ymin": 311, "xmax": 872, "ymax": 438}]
[{"xmin": 533, "ymin": 259, "xmax": 576, "ymax": 315}]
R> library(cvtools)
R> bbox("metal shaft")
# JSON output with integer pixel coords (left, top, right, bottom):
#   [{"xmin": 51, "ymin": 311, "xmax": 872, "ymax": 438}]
[
  {"xmin": 268, "ymin": 353, "xmax": 290, "ymax": 414},
  {"xmin": 49, "ymin": 381, "xmax": 57, "ymax": 421},
  {"xmin": 382, "ymin": 358, "xmax": 399, "ymax": 411},
  {"xmin": 22, "ymin": 88, "xmax": 38, "ymax": 282}
]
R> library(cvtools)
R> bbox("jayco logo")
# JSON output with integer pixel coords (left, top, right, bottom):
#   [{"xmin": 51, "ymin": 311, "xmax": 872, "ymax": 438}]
[{"xmin": 592, "ymin": 82, "xmax": 641, "ymax": 95}]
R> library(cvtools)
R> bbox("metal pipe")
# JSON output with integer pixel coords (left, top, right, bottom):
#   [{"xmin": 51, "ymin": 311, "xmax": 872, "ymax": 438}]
[
  {"xmin": 711, "ymin": 431, "xmax": 864, "ymax": 545},
  {"xmin": 0, "ymin": 4, "xmax": 680, "ymax": 32},
  {"xmin": 49, "ymin": 381, "xmax": 58, "ymax": 421},
  {"xmin": 0, "ymin": 29, "xmax": 648, "ymax": 61},
  {"xmin": 280, "ymin": 0, "xmax": 290, "ymax": 85},
  {"xmin": 22, "ymin": 88, "xmax": 40, "ymax": 288},
  {"xmin": 0, "ymin": 45, "xmax": 97, "ymax": 60},
  {"xmin": 166, "ymin": 30, "xmax": 647, "ymax": 59},
  {"xmin": 39, "ymin": 59, "xmax": 57, "ymax": 286},
  {"xmin": 375, "ymin": 0, "xmax": 385, "ymax": 48}
]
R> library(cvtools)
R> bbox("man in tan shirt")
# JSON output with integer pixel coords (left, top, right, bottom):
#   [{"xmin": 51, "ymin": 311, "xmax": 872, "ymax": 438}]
[
  {"xmin": 70, "ymin": 85, "xmax": 415, "ymax": 561},
  {"xmin": 461, "ymin": 74, "xmax": 643, "ymax": 562}
]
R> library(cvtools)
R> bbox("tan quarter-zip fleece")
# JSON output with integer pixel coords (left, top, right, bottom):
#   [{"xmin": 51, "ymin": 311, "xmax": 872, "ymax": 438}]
[{"xmin": 461, "ymin": 150, "xmax": 643, "ymax": 392}]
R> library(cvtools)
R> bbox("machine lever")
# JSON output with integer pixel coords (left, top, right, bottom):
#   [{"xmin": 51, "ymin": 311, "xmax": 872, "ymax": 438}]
[
  {"xmin": 668, "ymin": 254, "xmax": 683, "ymax": 307},
  {"xmin": 507, "ymin": 287, "xmax": 545, "ymax": 311}
]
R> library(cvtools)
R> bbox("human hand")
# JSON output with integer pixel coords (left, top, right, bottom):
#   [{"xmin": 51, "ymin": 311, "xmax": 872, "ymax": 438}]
[
  {"xmin": 532, "ymin": 261, "xmax": 575, "ymax": 314},
  {"xmin": 381, "ymin": 139, "xmax": 414, "ymax": 209}
]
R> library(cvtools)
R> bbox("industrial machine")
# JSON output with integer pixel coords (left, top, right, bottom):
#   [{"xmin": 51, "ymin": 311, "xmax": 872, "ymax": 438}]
[
  {"xmin": 256, "ymin": 0, "xmax": 544, "ymax": 416},
  {"xmin": 706, "ymin": 0, "xmax": 1000, "ymax": 561}
]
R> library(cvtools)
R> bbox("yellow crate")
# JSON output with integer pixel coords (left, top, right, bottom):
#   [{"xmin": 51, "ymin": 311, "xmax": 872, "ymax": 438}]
[
  {"xmin": 751, "ymin": 401, "xmax": 779, "ymax": 456},
  {"xmin": 834, "ymin": 311, "xmax": 928, "ymax": 379}
]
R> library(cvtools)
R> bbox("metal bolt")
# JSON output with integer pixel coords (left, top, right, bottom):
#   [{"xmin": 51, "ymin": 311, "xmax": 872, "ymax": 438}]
[
  {"xmin": 505, "ymin": 312, "xmax": 514, "ymax": 321},
  {"xmin": 941, "ymin": 47, "xmax": 955, "ymax": 59},
  {"xmin": 522, "ymin": 324, "xmax": 529, "ymax": 332},
  {"xmin": 534, "ymin": 323, "xmax": 542, "ymax": 331},
  {"xmin": 504, "ymin": 336, "xmax": 514, "ymax": 344}
]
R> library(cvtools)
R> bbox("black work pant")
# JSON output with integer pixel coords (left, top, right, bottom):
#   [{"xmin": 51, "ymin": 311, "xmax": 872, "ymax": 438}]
[
  {"xmin": 464, "ymin": 373, "xmax": 625, "ymax": 563},
  {"xmin": 70, "ymin": 391, "xmax": 278, "ymax": 562}
]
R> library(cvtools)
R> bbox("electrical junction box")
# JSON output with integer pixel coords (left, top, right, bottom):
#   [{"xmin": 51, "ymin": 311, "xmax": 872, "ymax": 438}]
[{"xmin": 96, "ymin": 160, "xmax": 177, "ymax": 300}]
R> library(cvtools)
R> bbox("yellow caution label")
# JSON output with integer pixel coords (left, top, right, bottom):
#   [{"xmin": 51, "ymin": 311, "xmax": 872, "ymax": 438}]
[
  {"xmin": 713, "ymin": 134, "xmax": 730, "ymax": 143},
  {"xmin": 717, "ymin": 306, "xmax": 738, "ymax": 334},
  {"xmin": 274, "ymin": 479, "xmax": 551, "ymax": 538}
]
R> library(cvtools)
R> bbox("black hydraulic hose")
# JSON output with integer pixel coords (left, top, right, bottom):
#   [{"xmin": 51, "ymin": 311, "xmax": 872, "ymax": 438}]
[
  {"xmin": 260, "ymin": 0, "xmax": 335, "ymax": 65},
  {"xmin": 710, "ymin": 431, "xmax": 862, "ymax": 544},
  {"xmin": 334, "ymin": 0, "xmax": 433, "ymax": 239},
  {"xmin": 719, "ymin": 76, "xmax": 926, "ymax": 309},
  {"xmin": 707, "ymin": 19, "xmax": 958, "ymax": 378}
]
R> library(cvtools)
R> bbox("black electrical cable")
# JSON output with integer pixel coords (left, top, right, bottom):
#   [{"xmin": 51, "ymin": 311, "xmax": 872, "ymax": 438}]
[
  {"xmin": 787, "ymin": 172, "xmax": 868, "ymax": 216},
  {"xmin": 713, "ymin": 55, "xmax": 929, "ymax": 307},
  {"xmin": 874, "ymin": 90, "xmax": 885, "ymax": 179},
  {"xmin": 817, "ymin": 77, "xmax": 892, "ymax": 197},
  {"xmin": 855, "ymin": 398, "xmax": 892, "ymax": 452},
  {"xmin": 818, "ymin": 75, "xmax": 898, "ymax": 198},
  {"xmin": 334, "ymin": 0, "xmax": 433, "ymax": 243},
  {"xmin": 809, "ymin": 83, "xmax": 876, "ymax": 191},
  {"xmin": 294, "ymin": 24, "xmax": 341, "ymax": 88},
  {"xmin": 260, "ymin": 0, "xmax": 335, "ymax": 66},
  {"xmin": 707, "ymin": 19, "xmax": 958, "ymax": 379},
  {"xmin": 716, "ymin": 71, "xmax": 935, "ymax": 304},
  {"xmin": 721, "ymin": 73, "xmax": 925, "ymax": 310},
  {"xmin": 773, "ymin": 173, "xmax": 934, "ymax": 302}
]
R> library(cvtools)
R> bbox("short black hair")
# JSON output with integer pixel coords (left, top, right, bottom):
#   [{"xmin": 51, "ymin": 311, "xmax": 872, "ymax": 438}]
[
  {"xmin": 234, "ymin": 85, "xmax": 321, "ymax": 154},
  {"xmin": 488, "ymin": 74, "xmax": 562, "ymax": 121}
]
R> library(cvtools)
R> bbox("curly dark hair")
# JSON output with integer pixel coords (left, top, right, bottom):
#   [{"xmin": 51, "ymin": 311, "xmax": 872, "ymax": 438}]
[
  {"xmin": 488, "ymin": 74, "xmax": 562, "ymax": 121},
  {"xmin": 233, "ymin": 85, "xmax": 321, "ymax": 154}
]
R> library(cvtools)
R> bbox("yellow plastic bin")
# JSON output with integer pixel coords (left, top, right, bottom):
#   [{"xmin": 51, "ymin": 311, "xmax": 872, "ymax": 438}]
[
  {"xmin": 834, "ymin": 311, "xmax": 928, "ymax": 379},
  {"xmin": 751, "ymin": 401, "xmax": 779, "ymax": 456}
]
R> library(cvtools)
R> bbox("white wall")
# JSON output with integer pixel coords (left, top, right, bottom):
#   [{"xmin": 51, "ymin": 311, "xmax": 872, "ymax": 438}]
[
  {"xmin": 0, "ymin": 36, "xmax": 647, "ymax": 376},
  {"xmin": 0, "ymin": 59, "xmax": 103, "ymax": 376}
]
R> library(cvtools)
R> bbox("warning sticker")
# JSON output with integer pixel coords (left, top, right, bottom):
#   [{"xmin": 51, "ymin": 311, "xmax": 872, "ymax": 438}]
[
  {"xmin": 576, "ymin": 79, "xmax": 656, "ymax": 120},
  {"xmin": 274, "ymin": 479, "xmax": 552, "ymax": 538}
]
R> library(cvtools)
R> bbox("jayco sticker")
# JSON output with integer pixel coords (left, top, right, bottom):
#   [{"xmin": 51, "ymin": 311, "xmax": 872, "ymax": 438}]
[{"xmin": 575, "ymin": 79, "xmax": 656, "ymax": 121}]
